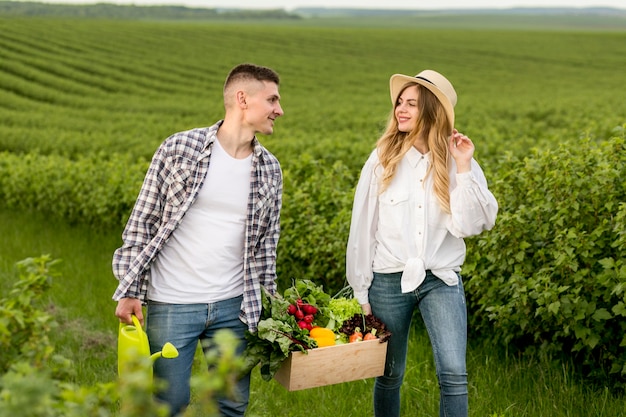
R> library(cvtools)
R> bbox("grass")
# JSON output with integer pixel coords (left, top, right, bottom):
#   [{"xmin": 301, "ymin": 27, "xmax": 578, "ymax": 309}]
[
  {"xmin": 0, "ymin": 206, "xmax": 121, "ymax": 385},
  {"xmin": 1, "ymin": 206, "xmax": 624, "ymax": 416}
]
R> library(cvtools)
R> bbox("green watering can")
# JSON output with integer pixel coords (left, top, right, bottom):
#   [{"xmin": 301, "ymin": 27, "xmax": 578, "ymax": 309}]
[{"xmin": 117, "ymin": 314, "xmax": 179, "ymax": 378}]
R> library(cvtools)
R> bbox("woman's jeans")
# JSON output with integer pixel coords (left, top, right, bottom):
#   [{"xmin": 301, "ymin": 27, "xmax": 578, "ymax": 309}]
[
  {"xmin": 369, "ymin": 271, "xmax": 468, "ymax": 417},
  {"xmin": 146, "ymin": 296, "xmax": 249, "ymax": 417}
]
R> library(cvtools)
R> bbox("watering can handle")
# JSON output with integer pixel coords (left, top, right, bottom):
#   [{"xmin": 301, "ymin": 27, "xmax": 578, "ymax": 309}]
[{"xmin": 131, "ymin": 314, "xmax": 142, "ymax": 329}]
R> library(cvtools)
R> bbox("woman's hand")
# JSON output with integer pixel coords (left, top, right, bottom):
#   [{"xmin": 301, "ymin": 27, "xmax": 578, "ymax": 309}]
[
  {"xmin": 361, "ymin": 303, "xmax": 372, "ymax": 315},
  {"xmin": 449, "ymin": 129, "xmax": 474, "ymax": 173}
]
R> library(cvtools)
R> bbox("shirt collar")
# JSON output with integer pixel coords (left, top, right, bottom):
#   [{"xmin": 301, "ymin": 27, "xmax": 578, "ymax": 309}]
[
  {"xmin": 406, "ymin": 146, "xmax": 430, "ymax": 168},
  {"xmin": 207, "ymin": 120, "xmax": 262, "ymax": 157},
  {"xmin": 204, "ymin": 121, "xmax": 220, "ymax": 152}
]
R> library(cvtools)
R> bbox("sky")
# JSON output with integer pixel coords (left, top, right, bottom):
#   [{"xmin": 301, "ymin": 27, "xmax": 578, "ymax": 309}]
[{"xmin": 29, "ymin": 0, "xmax": 626, "ymax": 11}]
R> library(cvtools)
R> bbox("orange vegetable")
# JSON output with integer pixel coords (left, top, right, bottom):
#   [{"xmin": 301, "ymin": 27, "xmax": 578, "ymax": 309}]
[
  {"xmin": 349, "ymin": 327, "xmax": 363, "ymax": 343},
  {"xmin": 363, "ymin": 328, "xmax": 378, "ymax": 340}
]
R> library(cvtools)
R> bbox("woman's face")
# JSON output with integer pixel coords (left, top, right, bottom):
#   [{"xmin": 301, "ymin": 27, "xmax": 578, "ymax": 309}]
[{"xmin": 394, "ymin": 85, "xmax": 419, "ymax": 133}]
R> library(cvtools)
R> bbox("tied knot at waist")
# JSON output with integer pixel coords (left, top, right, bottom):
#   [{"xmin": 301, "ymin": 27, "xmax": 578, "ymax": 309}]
[{"xmin": 400, "ymin": 257, "xmax": 459, "ymax": 293}]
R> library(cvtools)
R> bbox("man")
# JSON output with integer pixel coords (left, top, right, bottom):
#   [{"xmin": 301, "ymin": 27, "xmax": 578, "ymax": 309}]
[{"xmin": 112, "ymin": 63, "xmax": 284, "ymax": 416}]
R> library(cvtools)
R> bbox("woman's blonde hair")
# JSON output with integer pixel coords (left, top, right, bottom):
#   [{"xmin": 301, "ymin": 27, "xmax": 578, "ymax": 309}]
[{"xmin": 376, "ymin": 83, "xmax": 453, "ymax": 213}]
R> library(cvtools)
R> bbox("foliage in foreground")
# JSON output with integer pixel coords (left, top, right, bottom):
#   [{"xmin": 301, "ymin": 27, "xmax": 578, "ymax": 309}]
[
  {"xmin": 465, "ymin": 131, "xmax": 626, "ymax": 388},
  {"xmin": 0, "ymin": 256, "xmax": 243, "ymax": 416}
]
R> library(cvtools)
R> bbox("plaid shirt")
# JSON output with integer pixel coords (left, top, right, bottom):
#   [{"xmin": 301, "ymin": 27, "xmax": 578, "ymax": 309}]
[{"xmin": 112, "ymin": 120, "xmax": 282, "ymax": 332}]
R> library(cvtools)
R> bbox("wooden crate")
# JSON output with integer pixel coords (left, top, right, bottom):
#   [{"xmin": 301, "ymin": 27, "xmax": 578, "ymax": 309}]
[{"xmin": 274, "ymin": 339, "xmax": 388, "ymax": 391}]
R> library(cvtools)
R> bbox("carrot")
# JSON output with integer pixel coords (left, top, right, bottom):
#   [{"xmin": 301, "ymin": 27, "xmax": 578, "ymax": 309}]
[
  {"xmin": 363, "ymin": 328, "xmax": 378, "ymax": 340},
  {"xmin": 349, "ymin": 327, "xmax": 363, "ymax": 343}
]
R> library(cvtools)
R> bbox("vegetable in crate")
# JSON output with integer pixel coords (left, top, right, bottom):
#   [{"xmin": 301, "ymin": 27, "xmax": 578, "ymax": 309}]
[
  {"xmin": 364, "ymin": 329, "xmax": 378, "ymax": 340},
  {"xmin": 283, "ymin": 279, "xmax": 331, "ymax": 310},
  {"xmin": 325, "ymin": 296, "xmax": 362, "ymax": 332},
  {"xmin": 349, "ymin": 327, "xmax": 363, "ymax": 343},
  {"xmin": 310, "ymin": 327, "xmax": 336, "ymax": 347},
  {"xmin": 243, "ymin": 280, "xmax": 332, "ymax": 380},
  {"xmin": 243, "ymin": 280, "xmax": 390, "ymax": 381},
  {"xmin": 242, "ymin": 286, "xmax": 318, "ymax": 381},
  {"xmin": 286, "ymin": 297, "xmax": 318, "ymax": 330},
  {"xmin": 339, "ymin": 313, "xmax": 392, "ymax": 343}
]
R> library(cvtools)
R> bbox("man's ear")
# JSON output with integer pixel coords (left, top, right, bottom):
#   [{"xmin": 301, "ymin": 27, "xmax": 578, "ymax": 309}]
[{"xmin": 236, "ymin": 90, "xmax": 248, "ymax": 109}]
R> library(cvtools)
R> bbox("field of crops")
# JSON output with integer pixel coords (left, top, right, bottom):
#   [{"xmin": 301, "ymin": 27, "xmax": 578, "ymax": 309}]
[
  {"xmin": 2, "ymin": 16, "xmax": 625, "ymax": 163},
  {"xmin": 0, "ymin": 11, "xmax": 625, "ymax": 415}
]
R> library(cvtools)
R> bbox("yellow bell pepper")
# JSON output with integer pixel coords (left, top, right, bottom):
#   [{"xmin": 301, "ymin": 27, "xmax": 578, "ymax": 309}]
[{"xmin": 310, "ymin": 327, "xmax": 336, "ymax": 347}]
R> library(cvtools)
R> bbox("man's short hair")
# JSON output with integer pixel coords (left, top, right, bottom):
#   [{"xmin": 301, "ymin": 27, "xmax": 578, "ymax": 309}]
[{"xmin": 224, "ymin": 63, "xmax": 280, "ymax": 93}]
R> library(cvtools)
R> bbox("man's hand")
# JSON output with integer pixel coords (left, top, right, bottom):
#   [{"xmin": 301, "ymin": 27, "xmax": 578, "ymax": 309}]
[{"xmin": 115, "ymin": 297, "xmax": 143, "ymax": 325}]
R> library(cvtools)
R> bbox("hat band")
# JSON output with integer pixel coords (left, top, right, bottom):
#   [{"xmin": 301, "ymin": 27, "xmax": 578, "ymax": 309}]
[{"xmin": 415, "ymin": 76, "xmax": 434, "ymax": 85}]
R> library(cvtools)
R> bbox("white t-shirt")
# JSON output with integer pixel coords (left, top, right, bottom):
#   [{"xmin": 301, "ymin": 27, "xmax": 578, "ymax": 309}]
[{"xmin": 148, "ymin": 138, "xmax": 252, "ymax": 303}]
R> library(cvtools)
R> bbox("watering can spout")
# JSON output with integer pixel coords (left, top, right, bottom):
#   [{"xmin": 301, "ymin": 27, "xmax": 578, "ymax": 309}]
[{"xmin": 150, "ymin": 342, "xmax": 179, "ymax": 362}]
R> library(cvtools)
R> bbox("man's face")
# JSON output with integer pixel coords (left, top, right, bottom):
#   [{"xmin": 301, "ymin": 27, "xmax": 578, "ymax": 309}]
[{"xmin": 244, "ymin": 81, "xmax": 283, "ymax": 135}]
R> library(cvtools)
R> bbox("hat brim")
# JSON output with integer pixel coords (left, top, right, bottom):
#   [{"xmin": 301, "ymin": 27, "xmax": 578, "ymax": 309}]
[{"xmin": 389, "ymin": 74, "xmax": 455, "ymax": 129}]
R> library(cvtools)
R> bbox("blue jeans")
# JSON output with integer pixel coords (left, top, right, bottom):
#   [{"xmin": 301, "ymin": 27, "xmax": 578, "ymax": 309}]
[
  {"xmin": 369, "ymin": 271, "xmax": 468, "ymax": 417},
  {"xmin": 146, "ymin": 296, "xmax": 249, "ymax": 417}
]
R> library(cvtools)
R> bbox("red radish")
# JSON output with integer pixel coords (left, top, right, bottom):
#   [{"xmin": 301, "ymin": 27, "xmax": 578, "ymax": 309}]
[
  {"xmin": 297, "ymin": 321, "xmax": 312, "ymax": 330},
  {"xmin": 302, "ymin": 304, "xmax": 318, "ymax": 315}
]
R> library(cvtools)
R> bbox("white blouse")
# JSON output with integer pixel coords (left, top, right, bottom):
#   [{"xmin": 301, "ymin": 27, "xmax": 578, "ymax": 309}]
[{"xmin": 346, "ymin": 147, "xmax": 498, "ymax": 305}]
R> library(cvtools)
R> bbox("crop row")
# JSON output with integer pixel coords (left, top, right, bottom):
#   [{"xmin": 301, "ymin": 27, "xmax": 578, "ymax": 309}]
[{"xmin": 1, "ymin": 19, "xmax": 624, "ymax": 163}]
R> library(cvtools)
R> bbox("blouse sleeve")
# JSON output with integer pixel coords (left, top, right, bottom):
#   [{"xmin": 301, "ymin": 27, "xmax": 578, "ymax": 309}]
[
  {"xmin": 346, "ymin": 151, "xmax": 380, "ymax": 305},
  {"xmin": 448, "ymin": 158, "xmax": 498, "ymax": 238}
]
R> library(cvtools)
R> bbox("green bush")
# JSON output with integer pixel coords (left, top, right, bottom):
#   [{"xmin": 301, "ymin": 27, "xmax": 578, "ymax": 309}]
[
  {"xmin": 464, "ymin": 129, "xmax": 626, "ymax": 385},
  {"xmin": 277, "ymin": 155, "xmax": 356, "ymax": 293},
  {"xmin": 0, "ymin": 151, "xmax": 145, "ymax": 229},
  {"xmin": 0, "ymin": 256, "xmax": 62, "ymax": 374},
  {"xmin": 0, "ymin": 146, "xmax": 360, "ymax": 295},
  {"xmin": 2, "ymin": 125, "xmax": 626, "ymax": 386}
]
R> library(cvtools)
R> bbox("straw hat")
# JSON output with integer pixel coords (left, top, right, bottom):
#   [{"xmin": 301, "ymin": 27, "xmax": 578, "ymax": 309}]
[{"xmin": 389, "ymin": 69, "xmax": 457, "ymax": 128}]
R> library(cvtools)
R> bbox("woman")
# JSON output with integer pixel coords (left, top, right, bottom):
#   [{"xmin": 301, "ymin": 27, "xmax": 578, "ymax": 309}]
[{"xmin": 346, "ymin": 69, "xmax": 498, "ymax": 417}]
